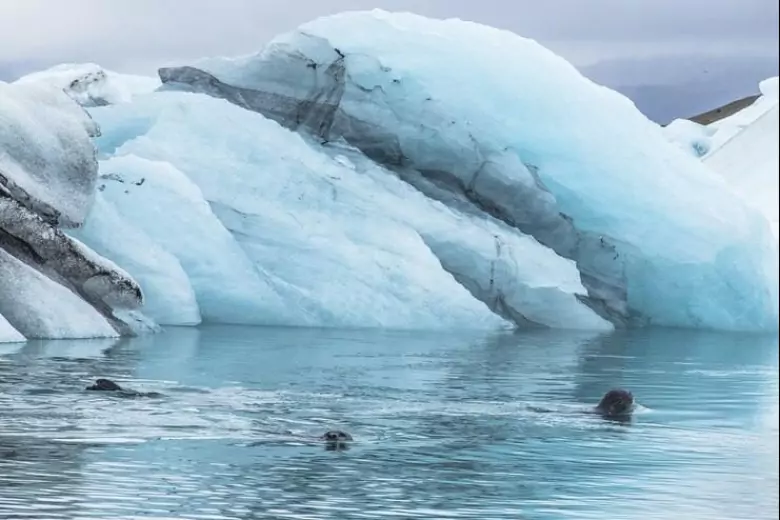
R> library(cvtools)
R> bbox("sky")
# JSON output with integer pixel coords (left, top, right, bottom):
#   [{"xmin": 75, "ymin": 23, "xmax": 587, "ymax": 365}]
[{"xmin": 1, "ymin": 0, "xmax": 778, "ymax": 121}]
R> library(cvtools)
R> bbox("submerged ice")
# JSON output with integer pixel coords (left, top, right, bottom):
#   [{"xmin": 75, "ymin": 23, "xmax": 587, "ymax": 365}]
[{"xmin": 2, "ymin": 10, "xmax": 778, "ymax": 340}]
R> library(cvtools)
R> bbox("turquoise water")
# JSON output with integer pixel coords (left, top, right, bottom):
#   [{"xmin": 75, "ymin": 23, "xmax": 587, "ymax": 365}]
[{"xmin": 1, "ymin": 326, "xmax": 777, "ymax": 520}]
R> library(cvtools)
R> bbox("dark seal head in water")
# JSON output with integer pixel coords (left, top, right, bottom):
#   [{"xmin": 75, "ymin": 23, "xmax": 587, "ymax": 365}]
[
  {"xmin": 86, "ymin": 378, "xmax": 123, "ymax": 391},
  {"xmin": 321, "ymin": 430, "xmax": 352, "ymax": 451},
  {"xmin": 85, "ymin": 378, "xmax": 162, "ymax": 398},
  {"xmin": 595, "ymin": 389, "xmax": 634, "ymax": 418}
]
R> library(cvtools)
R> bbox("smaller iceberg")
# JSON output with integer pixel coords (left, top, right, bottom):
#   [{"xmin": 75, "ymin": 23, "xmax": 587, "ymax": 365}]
[
  {"xmin": 1, "ymin": 80, "xmax": 150, "ymax": 342},
  {"xmin": 703, "ymin": 77, "xmax": 779, "ymax": 237},
  {"xmin": 14, "ymin": 63, "xmax": 160, "ymax": 108}
]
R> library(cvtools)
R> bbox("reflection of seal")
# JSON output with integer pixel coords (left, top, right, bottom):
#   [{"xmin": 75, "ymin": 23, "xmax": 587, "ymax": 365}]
[
  {"xmin": 595, "ymin": 388, "xmax": 634, "ymax": 419},
  {"xmin": 85, "ymin": 379, "xmax": 162, "ymax": 398},
  {"xmin": 320, "ymin": 430, "xmax": 353, "ymax": 451}
]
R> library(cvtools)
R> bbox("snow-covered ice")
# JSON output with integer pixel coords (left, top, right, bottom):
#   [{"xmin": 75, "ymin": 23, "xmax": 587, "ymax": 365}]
[
  {"xmin": 703, "ymin": 78, "xmax": 779, "ymax": 238},
  {"xmin": 0, "ymin": 80, "xmax": 99, "ymax": 227},
  {"xmin": 14, "ymin": 63, "xmax": 160, "ymax": 108},
  {"xmin": 665, "ymin": 76, "xmax": 779, "ymax": 240},
  {"xmin": 663, "ymin": 119, "xmax": 715, "ymax": 158},
  {"xmin": 1, "ymin": 78, "xmax": 152, "ymax": 341}
]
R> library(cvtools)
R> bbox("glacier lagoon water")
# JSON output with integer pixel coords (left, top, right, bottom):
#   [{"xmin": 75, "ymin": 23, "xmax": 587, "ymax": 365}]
[{"xmin": 1, "ymin": 326, "xmax": 777, "ymax": 520}]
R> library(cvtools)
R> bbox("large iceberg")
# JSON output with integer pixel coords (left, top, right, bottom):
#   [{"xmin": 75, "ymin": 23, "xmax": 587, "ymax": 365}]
[
  {"xmin": 152, "ymin": 9, "xmax": 777, "ymax": 331},
  {"xmin": 88, "ymin": 92, "xmax": 600, "ymax": 330},
  {"xmin": 3, "ymin": 10, "xmax": 778, "ymax": 338}
]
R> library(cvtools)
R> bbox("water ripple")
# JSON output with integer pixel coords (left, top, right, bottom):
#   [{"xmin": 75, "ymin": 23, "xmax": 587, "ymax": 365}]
[{"xmin": 1, "ymin": 327, "xmax": 777, "ymax": 519}]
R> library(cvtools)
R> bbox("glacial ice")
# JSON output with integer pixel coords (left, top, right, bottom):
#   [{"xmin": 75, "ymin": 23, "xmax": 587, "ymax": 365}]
[
  {"xmin": 706, "ymin": 104, "xmax": 779, "ymax": 236},
  {"xmin": 3, "ymin": 10, "xmax": 778, "ymax": 335},
  {"xmin": 15, "ymin": 63, "xmax": 160, "ymax": 108},
  {"xmin": 703, "ymin": 78, "xmax": 779, "ymax": 237},
  {"xmin": 1, "ymin": 78, "xmax": 151, "ymax": 341},
  {"xmin": 665, "ymin": 76, "xmax": 779, "ymax": 239},
  {"xmin": 0, "ymin": 312, "xmax": 25, "ymax": 343},
  {"xmin": 89, "ymin": 91, "xmax": 606, "ymax": 330},
  {"xmin": 157, "ymin": 9, "xmax": 778, "ymax": 331},
  {"xmin": 0, "ymin": 247, "xmax": 118, "ymax": 339},
  {"xmin": 69, "ymin": 193, "xmax": 202, "ymax": 326},
  {"xmin": 0, "ymin": 80, "xmax": 99, "ymax": 227},
  {"xmin": 663, "ymin": 119, "xmax": 715, "ymax": 158},
  {"xmin": 93, "ymin": 153, "xmax": 296, "ymax": 326}
]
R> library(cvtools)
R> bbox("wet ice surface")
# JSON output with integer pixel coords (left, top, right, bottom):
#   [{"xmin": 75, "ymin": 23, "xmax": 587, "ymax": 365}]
[{"xmin": 0, "ymin": 326, "xmax": 777, "ymax": 520}]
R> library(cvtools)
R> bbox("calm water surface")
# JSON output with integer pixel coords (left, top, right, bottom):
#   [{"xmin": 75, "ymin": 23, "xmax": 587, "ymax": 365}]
[{"xmin": 1, "ymin": 326, "xmax": 777, "ymax": 520}]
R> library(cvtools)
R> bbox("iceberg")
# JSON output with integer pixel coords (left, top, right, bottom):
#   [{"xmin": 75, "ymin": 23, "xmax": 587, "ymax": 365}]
[
  {"xmin": 89, "ymin": 92, "xmax": 603, "ymax": 330},
  {"xmin": 153, "ymin": 9, "xmax": 777, "ymax": 331},
  {"xmin": 14, "ymin": 63, "xmax": 160, "ymax": 108},
  {"xmin": 1, "ymin": 80, "xmax": 149, "ymax": 341},
  {"xmin": 0, "ymin": 247, "xmax": 118, "ymax": 340},
  {"xmin": 0, "ymin": 80, "xmax": 99, "ymax": 227},
  {"xmin": 91, "ymin": 153, "xmax": 296, "ymax": 326},
  {"xmin": 665, "ymin": 76, "xmax": 779, "ymax": 238},
  {"xmin": 68, "ymin": 193, "xmax": 202, "ymax": 326},
  {"xmin": 703, "ymin": 78, "xmax": 778, "ymax": 237},
  {"xmin": 0, "ymin": 311, "xmax": 25, "ymax": 343},
  {"xmin": 3, "ymin": 10, "xmax": 777, "ymax": 335}
]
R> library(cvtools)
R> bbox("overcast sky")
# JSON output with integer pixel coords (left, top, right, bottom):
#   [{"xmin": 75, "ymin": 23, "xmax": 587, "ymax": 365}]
[
  {"xmin": 1, "ymin": 0, "xmax": 777, "ymax": 75},
  {"xmin": 0, "ymin": 0, "xmax": 777, "ymax": 121}
]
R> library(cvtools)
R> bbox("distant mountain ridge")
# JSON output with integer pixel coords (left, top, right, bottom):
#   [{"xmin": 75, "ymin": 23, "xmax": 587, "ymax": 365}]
[{"xmin": 580, "ymin": 53, "xmax": 778, "ymax": 124}]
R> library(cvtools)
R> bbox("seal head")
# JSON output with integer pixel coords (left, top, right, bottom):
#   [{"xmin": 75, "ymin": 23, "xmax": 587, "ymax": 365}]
[
  {"xmin": 596, "ymin": 388, "xmax": 634, "ymax": 418},
  {"xmin": 321, "ymin": 430, "xmax": 352, "ymax": 451},
  {"xmin": 86, "ymin": 378, "xmax": 123, "ymax": 391}
]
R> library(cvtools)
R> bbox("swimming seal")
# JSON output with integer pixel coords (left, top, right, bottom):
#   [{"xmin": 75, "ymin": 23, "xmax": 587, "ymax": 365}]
[
  {"xmin": 86, "ymin": 378, "xmax": 123, "ymax": 391},
  {"xmin": 595, "ymin": 388, "xmax": 635, "ymax": 419},
  {"xmin": 320, "ymin": 430, "xmax": 353, "ymax": 451},
  {"xmin": 85, "ymin": 378, "xmax": 162, "ymax": 398}
]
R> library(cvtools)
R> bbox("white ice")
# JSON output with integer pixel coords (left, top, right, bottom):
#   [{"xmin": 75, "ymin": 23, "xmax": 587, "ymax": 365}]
[
  {"xmin": 702, "ymin": 78, "xmax": 779, "ymax": 238},
  {"xmin": 202, "ymin": 9, "xmax": 774, "ymax": 331},
  {"xmin": 0, "ymin": 80, "xmax": 99, "ymax": 227},
  {"xmin": 89, "ymin": 91, "xmax": 606, "ymax": 330},
  {"xmin": 92, "ymin": 153, "xmax": 296, "ymax": 326},
  {"xmin": 662, "ymin": 119, "xmax": 715, "ymax": 158},
  {"xmin": 14, "ymin": 63, "xmax": 160, "ymax": 107},
  {"xmin": 708, "ymin": 77, "xmax": 779, "ymax": 149},
  {"xmin": 0, "ymin": 248, "xmax": 118, "ymax": 340},
  {"xmin": 665, "ymin": 77, "xmax": 780, "ymax": 240},
  {"xmin": 69, "ymin": 193, "xmax": 202, "ymax": 326},
  {"xmin": 0, "ymin": 312, "xmax": 25, "ymax": 343}
]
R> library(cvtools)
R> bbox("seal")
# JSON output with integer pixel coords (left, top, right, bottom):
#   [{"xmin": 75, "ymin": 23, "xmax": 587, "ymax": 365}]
[
  {"xmin": 86, "ymin": 378, "xmax": 123, "ymax": 391},
  {"xmin": 594, "ymin": 388, "xmax": 635, "ymax": 419},
  {"xmin": 246, "ymin": 429, "xmax": 354, "ymax": 451},
  {"xmin": 85, "ymin": 378, "xmax": 162, "ymax": 398},
  {"xmin": 320, "ymin": 430, "xmax": 353, "ymax": 451}
]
